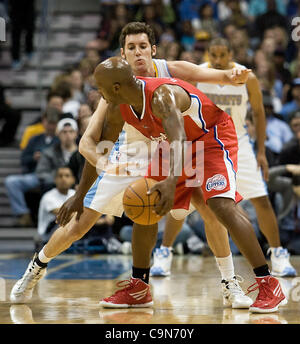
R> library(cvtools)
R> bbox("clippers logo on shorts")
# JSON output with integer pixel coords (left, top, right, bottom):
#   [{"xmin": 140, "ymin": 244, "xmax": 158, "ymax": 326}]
[{"xmin": 206, "ymin": 174, "xmax": 227, "ymax": 191}]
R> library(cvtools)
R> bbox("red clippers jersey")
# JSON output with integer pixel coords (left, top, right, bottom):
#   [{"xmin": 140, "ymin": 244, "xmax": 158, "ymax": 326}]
[{"xmin": 119, "ymin": 77, "xmax": 229, "ymax": 142}]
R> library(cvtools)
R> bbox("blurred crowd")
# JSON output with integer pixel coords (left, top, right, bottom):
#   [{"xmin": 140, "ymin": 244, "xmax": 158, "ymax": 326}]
[{"xmin": 1, "ymin": 0, "xmax": 300, "ymax": 255}]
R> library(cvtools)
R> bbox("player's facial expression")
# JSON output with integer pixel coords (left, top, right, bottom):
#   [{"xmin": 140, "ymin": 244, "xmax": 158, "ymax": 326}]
[
  {"xmin": 208, "ymin": 46, "xmax": 232, "ymax": 70},
  {"xmin": 121, "ymin": 33, "xmax": 156, "ymax": 76}
]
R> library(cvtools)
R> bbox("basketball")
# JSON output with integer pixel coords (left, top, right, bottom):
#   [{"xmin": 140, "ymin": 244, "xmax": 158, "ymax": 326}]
[{"xmin": 123, "ymin": 178, "xmax": 162, "ymax": 225}]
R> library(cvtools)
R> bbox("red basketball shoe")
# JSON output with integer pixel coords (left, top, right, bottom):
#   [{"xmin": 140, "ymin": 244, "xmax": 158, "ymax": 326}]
[
  {"xmin": 100, "ymin": 277, "xmax": 153, "ymax": 308},
  {"xmin": 247, "ymin": 275, "xmax": 287, "ymax": 313}
]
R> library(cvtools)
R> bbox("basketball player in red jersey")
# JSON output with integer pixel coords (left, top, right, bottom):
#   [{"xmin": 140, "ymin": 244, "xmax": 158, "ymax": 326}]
[{"xmin": 94, "ymin": 56, "xmax": 286, "ymax": 313}]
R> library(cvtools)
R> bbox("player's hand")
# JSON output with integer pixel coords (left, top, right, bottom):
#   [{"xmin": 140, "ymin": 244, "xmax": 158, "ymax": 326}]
[
  {"xmin": 147, "ymin": 177, "xmax": 176, "ymax": 216},
  {"xmin": 229, "ymin": 68, "xmax": 252, "ymax": 85},
  {"xmin": 256, "ymin": 152, "xmax": 269, "ymax": 181},
  {"xmin": 56, "ymin": 194, "xmax": 84, "ymax": 227}
]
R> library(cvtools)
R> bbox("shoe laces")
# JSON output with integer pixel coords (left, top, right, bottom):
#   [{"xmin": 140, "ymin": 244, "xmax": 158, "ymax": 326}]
[
  {"xmin": 17, "ymin": 261, "xmax": 45, "ymax": 291},
  {"xmin": 222, "ymin": 275, "xmax": 245, "ymax": 296},
  {"xmin": 267, "ymin": 247, "xmax": 289, "ymax": 259},
  {"xmin": 246, "ymin": 279, "xmax": 272, "ymax": 300},
  {"xmin": 112, "ymin": 279, "xmax": 136, "ymax": 296},
  {"xmin": 155, "ymin": 247, "xmax": 170, "ymax": 259}
]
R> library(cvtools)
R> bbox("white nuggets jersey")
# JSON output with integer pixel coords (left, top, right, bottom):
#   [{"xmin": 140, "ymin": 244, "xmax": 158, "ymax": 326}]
[
  {"xmin": 196, "ymin": 62, "xmax": 267, "ymax": 200},
  {"xmin": 197, "ymin": 62, "xmax": 249, "ymax": 139},
  {"xmin": 84, "ymin": 59, "xmax": 173, "ymax": 216}
]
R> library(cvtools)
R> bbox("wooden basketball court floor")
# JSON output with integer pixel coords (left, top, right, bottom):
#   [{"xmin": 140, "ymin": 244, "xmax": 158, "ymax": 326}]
[{"xmin": 1, "ymin": 253, "xmax": 300, "ymax": 324}]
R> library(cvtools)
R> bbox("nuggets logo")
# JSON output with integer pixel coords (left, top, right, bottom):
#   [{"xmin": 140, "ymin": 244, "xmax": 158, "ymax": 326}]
[{"xmin": 206, "ymin": 174, "xmax": 227, "ymax": 191}]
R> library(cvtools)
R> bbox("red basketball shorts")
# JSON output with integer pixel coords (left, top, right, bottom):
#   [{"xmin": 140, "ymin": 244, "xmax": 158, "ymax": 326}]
[{"xmin": 146, "ymin": 117, "xmax": 242, "ymax": 210}]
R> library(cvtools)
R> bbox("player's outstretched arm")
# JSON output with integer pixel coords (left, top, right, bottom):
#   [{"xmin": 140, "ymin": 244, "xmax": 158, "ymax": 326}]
[
  {"xmin": 167, "ymin": 60, "xmax": 251, "ymax": 86},
  {"xmin": 148, "ymin": 85, "xmax": 187, "ymax": 216}
]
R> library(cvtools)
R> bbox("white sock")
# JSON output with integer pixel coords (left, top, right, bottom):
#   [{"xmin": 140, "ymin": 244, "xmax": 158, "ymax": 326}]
[
  {"xmin": 215, "ymin": 253, "xmax": 235, "ymax": 281},
  {"xmin": 38, "ymin": 246, "xmax": 52, "ymax": 264}
]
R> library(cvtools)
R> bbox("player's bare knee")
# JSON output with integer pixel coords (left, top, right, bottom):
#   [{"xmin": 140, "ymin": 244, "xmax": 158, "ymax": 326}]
[{"xmin": 207, "ymin": 197, "xmax": 236, "ymax": 221}]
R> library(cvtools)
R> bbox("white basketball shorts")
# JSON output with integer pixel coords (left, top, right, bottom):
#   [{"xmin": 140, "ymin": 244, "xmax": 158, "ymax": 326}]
[{"xmin": 236, "ymin": 134, "xmax": 268, "ymax": 200}]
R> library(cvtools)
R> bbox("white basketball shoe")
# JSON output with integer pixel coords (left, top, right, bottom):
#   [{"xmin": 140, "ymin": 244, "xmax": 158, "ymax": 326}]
[
  {"xmin": 221, "ymin": 276, "xmax": 253, "ymax": 309},
  {"xmin": 150, "ymin": 247, "xmax": 173, "ymax": 277},
  {"xmin": 10, "ymin": 253, "xmax": 47, "ymax": 303},
  {"xmin": 268, "ymin": 247, "xmax": 297, "ymax": 277}
]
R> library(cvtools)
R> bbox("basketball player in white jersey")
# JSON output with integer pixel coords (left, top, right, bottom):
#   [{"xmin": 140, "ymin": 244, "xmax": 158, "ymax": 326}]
[
  {"xmin": 151, "ymin": 38, "xmax": 296, "ymax": 287},
  {"xmin": 10, "ymin": 24, "xmax": 252, "ymax": 307}
]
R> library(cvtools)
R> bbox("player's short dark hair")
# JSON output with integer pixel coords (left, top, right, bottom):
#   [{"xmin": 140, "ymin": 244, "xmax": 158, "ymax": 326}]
[
  {"xmin": 209, "ymin": 38, "xmax": 232, "ymax": 52},
  {"xmin": 55, "ymin": 166, "xmax": 73, "ymax": 177},
  {"xmin": 119, "ymin": 22, "xmax": 156, "ymax": 49}
]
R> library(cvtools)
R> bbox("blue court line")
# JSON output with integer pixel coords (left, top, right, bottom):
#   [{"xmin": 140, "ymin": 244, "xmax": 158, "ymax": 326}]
[{"xmin": 0, "ymin": 256, "xmax": 131, "ymax": 280}]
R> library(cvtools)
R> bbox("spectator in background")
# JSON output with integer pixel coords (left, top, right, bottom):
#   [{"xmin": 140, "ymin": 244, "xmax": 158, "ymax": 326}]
[
  {"xmin": 137, "ymin": 4, "xmax": 164, "ymax": 42},
  {"xmin": 272, "ymin": 49, "xmax": 292, "ymax": 102},
  {"xmin": 85, "ymin": 46, "xmax": 101, "ymax": 66},
  {"xmin": 281, "ymin": 79, "xmax": 300, "ymax": 121},
  {"xmin": 230, "ymin": 29, "xmax": 254, "ymax": 68},
  {"xmin": 219, "ymin": 0, "xmax": 248, "ymax": 30},
  {"xmin": 273, "ymin": 49, "xmax": 292, "ymax": 87},
  {"xmin": 179, "ymin": 50, "xmax": 198, "ymax": 64},
  {"xmin": 53, "ymin": 80, "xmax": 81, "ymax": 119},
  {"xmin": 289, "ymin": 47, "xmax": 300, "ymax": 79},
  {"xmin": 20, "ymin": 108, "xmax": 61, "ymax": 174},
  {"xmin": 4, "ymin": 108, "xmax": 60, "ymax": 227},
  {"xmin": 222, "ymin": 22, "xmax": 237, "ymax": 42},
  {"xmin": 36, "ymin": 118, "xmax": 78, "ymax": 192},
  {"xmin": 69, "ymin": 69, "xmax": 85, "ymax": 104},
  {"xmin": 0, "ymin": 83, "xmax": 22, "ymax": 147},
  {"xmin": 19, "ymin": 92, "xmax": 63, "ymax": 150},
  {"xmin": 279, "ymin": 111, "xmax": 300, "ymax": 169},
  {"xmin": 79, "ymin": 57, "xmax": 98, "ymax": 91},
  {"xmin": 217, "ymin": 0, "xmax": 248, "ymax": 23},
  {"xmin": 191, "ymin": 2, "xmax": 219, "ymax": 39},
  {"xmin": 95, "ymin": 3, "xmax": 133, "ymax": 54},
  {"xmin": 157, "ymin": 27, "xmax": 176, "ymax": 56},
  {"xmin": 264, "ymin": 92, "xmax": 294, "ymax": 158},
  {"xmin": 258, "ymin": 37, "xmax": 276, "ymax": 61},
  {"xmin": 78, "ymin": 104, "xmax": 92, "ymax": 123},
  {"xmin": 164, "ymin": 41, "xmax": 182, "ymax": 61},
  {"xmin": 86, "ymin": 88, "xmax": 101, "ymax": 112},
  {"xmin": 37, "ymin": 167, "xmax": 75, "ymax": 244},
  {"xmin": 253, "ymin": 0, "xmax": 288, "ymax": 39},
  {"xmin": 179, "ymin": 20, "xmax": 195, "ymax": 52},
  {"xmin": 248, "ymin": 0, "xmax": 286, "ymax": 20},
  {"xmin": 255, "ymin": 59, "xmax": 283, "ymax": 113},
  {"xmin": 9, "ymin": 0, "xmax": 36, "ymax": 71}
]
